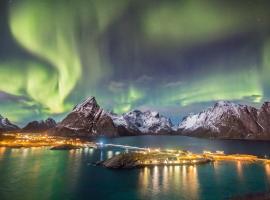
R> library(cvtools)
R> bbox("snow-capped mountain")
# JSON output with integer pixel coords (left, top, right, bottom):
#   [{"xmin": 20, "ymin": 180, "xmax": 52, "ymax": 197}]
[
  {"xmin": 0, "ymin": 115, "xmax": 20, "ymax": 133},
  {"xmin": 52, "ymin": 97, "xmax": 174, "ymax": 137},
  {"xmin": 110, "ymin": 110, "xmax": 173, "ymax": 135},
  {"xmin": 22, "ymin": 118, "xmax": 57, "ymax": 133},
  {"xmin": 53, "ymin": 97, "xmax": 118, "ymax": 137},
  {"xmin": 178, "ymin": 101, "xmax": 270, "ymax": 139}
]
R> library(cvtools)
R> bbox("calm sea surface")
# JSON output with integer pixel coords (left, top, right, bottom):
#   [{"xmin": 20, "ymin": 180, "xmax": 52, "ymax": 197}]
[{"xmin": 0, "ymin": 136, "xmax": 270, "ymax": 200}]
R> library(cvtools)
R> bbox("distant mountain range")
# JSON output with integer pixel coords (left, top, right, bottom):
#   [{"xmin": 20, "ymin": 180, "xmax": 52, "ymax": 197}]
[
  {"xmin": 0, "ymin": 116, "xmax": 57, "ymax": 134},
  {"xmin": 21, "ymin": 118, "xmax": 57, "ymax": 133},
  {"xmin": 1, "ymin": 97, "xmax": 270, "ymax": 140}
]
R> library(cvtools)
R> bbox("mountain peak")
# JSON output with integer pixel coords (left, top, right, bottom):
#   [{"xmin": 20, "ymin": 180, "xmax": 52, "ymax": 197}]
[
  {"xmin": 73, "ymin": 96, "xmax": 98, "ymax": 112},
  {"xmin": 261, "ymin": 102, "xmax": 270, "ymax": 109},
  {"xmin": 111, "ymin": 108, "xmax": 173, "ymax": 134},
  {"xmin": 178, "ymin": 101, "xmax": 270, "ymax": 140},
  {"xmin": 52, "ymin": 96, "xmax": 174, "ymax": 137},
  {"xmin": 0, "ymin": 114, "xmax": 20, "ymax": 133},
  {"xmin": 53, "ymin": 96, "xmax": 118, "ymax": 137}
]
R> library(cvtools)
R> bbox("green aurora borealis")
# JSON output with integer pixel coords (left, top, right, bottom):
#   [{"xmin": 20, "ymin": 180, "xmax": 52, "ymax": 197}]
[{"xmin": 1, "ymin": 0, "xmax": 270, "ymax": 124}]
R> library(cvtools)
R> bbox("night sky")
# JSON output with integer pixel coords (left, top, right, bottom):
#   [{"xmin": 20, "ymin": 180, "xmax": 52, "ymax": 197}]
[{"xmin": 1, "ymin": 0, "xmax": 270, "ymax": 125}]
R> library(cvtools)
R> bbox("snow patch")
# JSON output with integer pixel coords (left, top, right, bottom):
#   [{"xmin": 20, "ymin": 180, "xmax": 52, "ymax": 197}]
[
  {"xmin": 179, "ymin": 101, "xmax": 244, "ymax": 132},
  {"xmin": 109, "ymin": 110, "xmax": 172, "ymax": 134}
]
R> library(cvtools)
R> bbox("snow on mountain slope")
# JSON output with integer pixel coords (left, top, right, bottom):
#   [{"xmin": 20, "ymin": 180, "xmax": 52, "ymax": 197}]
[
  {"xmin": 178, "ymin": 100, "xmax": 270, "ymax": 139},
  {"xmin": 0, "ymin": 115, "xmax": 20, "ymax": 132},
  {"xmin": 179, "ymin": 101, "xmax": 243, "ymax": 132},
  {"xmin": 53, "ymin": 96, "xmax": 174, "ymax": 136},
  {"xmin": 110, "ymin": 110, "xmax": 173, "ymax": 134},
  {"xmin": 53, "ymin": 97, "xmax": 118, "ymax": 137}
]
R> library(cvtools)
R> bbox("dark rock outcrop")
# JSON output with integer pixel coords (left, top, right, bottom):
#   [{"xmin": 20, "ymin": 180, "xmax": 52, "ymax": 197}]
[
  {"xmin": 178, "ymin": 101, "xmax": 270, "ymax": 140},
  {"xmin": 50, "ymin": 144, "xmax": 80, "ymax": 150},
  {"xmin": 22, "ymin": 118, "xmax": 56, "ymax": 133},
  {"xmin": 0, "ymin": 115, "xmax": 20, "ymax": 133},
  {"xmin": 100, "ymin": 153, "xmax": 141, "ymax": 169}
]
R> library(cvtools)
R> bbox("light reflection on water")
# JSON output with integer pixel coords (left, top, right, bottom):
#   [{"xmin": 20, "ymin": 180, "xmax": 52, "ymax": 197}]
[
  {"xmin": 162, "ymin": 166, "xmax": 169, "ymax": 192},
  {"xmin": 265, "ymin": 164, "xmax": 270, "ymax": 182},
  {"xmin": 236, "ymin": 161, "xmax": 243, "ymax": 181},
  {"xmin": 137, "ymin": 160, "xmax": 270, "ymax": 200},
  {"xmin": 1, "ymin": 135, "xmax": 270, "ymax": 200},
  {"xmin": 0, "ymin": 147, "xmax": 89, "ymax": 200},
  {"xmin": 0, "ymin": 147, "xmax": 6, "ymax": 158},
  {"xmin": 139, "ymin": 165, "xmax": 199, "ymax": 199}
]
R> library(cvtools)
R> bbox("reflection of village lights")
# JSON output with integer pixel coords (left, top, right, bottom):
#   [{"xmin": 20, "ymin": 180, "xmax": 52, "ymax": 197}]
[
  {"xmin": 236, "ymin": 161, "xmax": 243, "ymax": 180},
  {"xmin": 237, "ymin": 161, "xmax": 241, "ymax": 168},
  {"xmin": 22, "ymin": 148, "xmax": 30, "ymax": 157},
  {"xmin": 265, "ymin": 164, "xmax": 270, "ymax": 182},
  {"xmin": 182, "ymin": 165, "xmax": 187, "ymax": 176},
  {"xmin": 0, "ymin": 147, "xmax": 6, "ymax": 157},
  {"xmin": 162, "ymin": 165, "xmax": 169, "ymax": 192},
  {"xmin": 153, "ymin": 165, "xmax": 159, "ymax": 193},
  {"xmin": 213, "ymin": 161, "xmax": 219, "ymax": 170}
]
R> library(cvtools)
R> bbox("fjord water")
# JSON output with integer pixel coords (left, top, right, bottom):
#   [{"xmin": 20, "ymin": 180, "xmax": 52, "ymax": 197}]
[{"xmin": 0, "ymin": 136, "xmax": 270, "ymax": 200}]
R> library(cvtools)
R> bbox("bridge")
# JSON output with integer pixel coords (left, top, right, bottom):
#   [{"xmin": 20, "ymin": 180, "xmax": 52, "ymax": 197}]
[{"xmin": 96, "ymin": 142, "xmax": 148, "ymax": 151}]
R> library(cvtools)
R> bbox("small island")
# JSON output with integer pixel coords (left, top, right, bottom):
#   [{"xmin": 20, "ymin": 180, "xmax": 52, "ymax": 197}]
[{"xmin": 99, "ymin": 148, "xmax": 270, "ymax": 169}]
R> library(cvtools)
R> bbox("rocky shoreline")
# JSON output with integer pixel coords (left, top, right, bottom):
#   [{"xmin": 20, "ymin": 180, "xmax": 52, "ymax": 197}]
[
  {"xmin": 50, "ymin": 144, "xmax": 81, "ymax": 150},
  {"xmin": 98, "ymin": 149, "xmax": 269, "ymax": 169},
  {"xmin": 99, "ymin": 152, "xmax": 211, "ymax": 169}
]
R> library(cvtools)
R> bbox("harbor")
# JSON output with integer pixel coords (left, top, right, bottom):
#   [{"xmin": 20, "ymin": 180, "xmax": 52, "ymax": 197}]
[{"xmin": 1, "ymin": 134, "xmax": 270, "ymax": 167}]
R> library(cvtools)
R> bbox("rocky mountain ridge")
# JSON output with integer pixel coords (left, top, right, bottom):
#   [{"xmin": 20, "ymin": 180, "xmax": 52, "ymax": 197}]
[
  {"xmin": 52, "ymin": 97, "xmax": 118, "ymax": 137},
  {"xmin": 21, "ymin": 118, "xmax": 57, "ymax": 133},
  {"xmin": 178, "ymin": 101, "xmax": 270, "ymax": 139},
  {"xmin": 110, "ymin": 110, "xmax": 173, "ymax": 135},
  {"xmin": 52, "ymin": 97, "xmax": 174, "ymax": 137},
  {"xmin": 0, "ymin": 115, "xmax": 20, "ymax": 133},
  {"xmin": 2, "ymin": 98, "xmax": 270, "ymax": 140}
]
